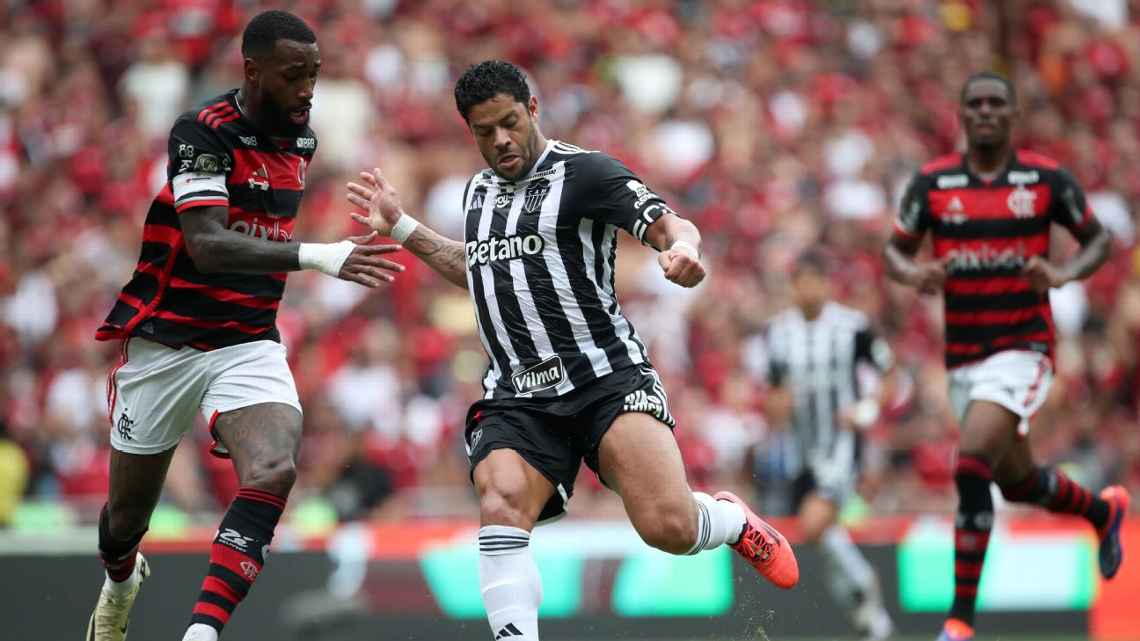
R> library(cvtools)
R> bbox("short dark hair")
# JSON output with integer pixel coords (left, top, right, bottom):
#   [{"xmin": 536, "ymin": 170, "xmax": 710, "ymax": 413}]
[
  {"xmin": 242, "ymin": 10, "xmax": 316, "ymax": 59},
  {"xmin": 960, "ymin": 71, "xmax": 1016, "ymax": 105},
  {"xmin": 454, "ymin": 60, "xmax": 531, "ymax": 121},
  {"xmin": 793, "ymin": 247, "xmax": 831, "ymax": 276}
]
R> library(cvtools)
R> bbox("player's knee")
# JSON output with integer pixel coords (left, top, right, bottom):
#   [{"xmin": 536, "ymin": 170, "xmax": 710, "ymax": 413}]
[
  {"xmin": 243, "ymin": 454, "xmax": 297, "ymax": 495},
  {"xmin": 634, "ymin": 503, "xmax": 697, "ymax": 554},
  {"xmin": 479, "ymin": 485, "xmax": 534, "ymax": 529}
]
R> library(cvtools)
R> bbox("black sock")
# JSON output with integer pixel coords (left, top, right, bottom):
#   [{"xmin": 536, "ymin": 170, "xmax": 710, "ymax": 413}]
[
  {"xmin": 189, "ymin": 488, "xmax": 285, "ymax": 633},
  {"xmin": 98, "ymin": 504, "xmax": 145, "ymax": 582},
  {"xmin": 949, "ymin": 455, "xmax": 993, "ymax": 626},
  {"xmin": 1000, "ymin": 467, "xmax": 1109, "ymax": 530}
]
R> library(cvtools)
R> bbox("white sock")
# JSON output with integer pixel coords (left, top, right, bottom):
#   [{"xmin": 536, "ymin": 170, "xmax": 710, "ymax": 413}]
[
  {"xmin": 102, "ymin": 561, "xmax": 139, "ymax": 598},
  {"xmin": 182, "ymin": 622, "xmax": 219, "ymax": 641},
  {"xmin": 688, "ymin": 492, "xmax": 748, "ymax": 553},
  {"xmin": 479, "ymin": 525, "xmax": 542, "ymax": 640},
  {"xmin": 819, "ymin": 525, "xmax": 877, "ymax": 609}
]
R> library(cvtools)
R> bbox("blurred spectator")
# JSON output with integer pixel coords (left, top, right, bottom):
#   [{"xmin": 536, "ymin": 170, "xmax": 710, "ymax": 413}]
[{"xmin": 0, "ymin": 0, "xmax": 1137, "ymax": 525}]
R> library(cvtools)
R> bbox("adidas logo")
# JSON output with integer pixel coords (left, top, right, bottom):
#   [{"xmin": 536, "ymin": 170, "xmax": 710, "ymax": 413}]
[{"xmin": 495, "ymin": 623, "xmax": 524, "ymax": 638}]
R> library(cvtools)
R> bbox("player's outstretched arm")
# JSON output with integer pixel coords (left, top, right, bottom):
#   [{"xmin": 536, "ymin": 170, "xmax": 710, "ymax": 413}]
[
  {"xmin": 347, "ymin": 168, "xmax": 469, "ymax": 290},
  {"xmin": 883, "ymin": 234, "xmax": 945, "ymax": 294},
  {"xmin": 181, "ymin": 205, "xmax": 405, "ymax": 288},
  {"xmin": 644, "ymin": 213, "xmax": 706, "ymax": 288}
]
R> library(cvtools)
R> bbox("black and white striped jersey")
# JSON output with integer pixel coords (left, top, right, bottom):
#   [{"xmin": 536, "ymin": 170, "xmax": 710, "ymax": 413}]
[
  {"xmin": 763, "ymin": 302, "xmax": 892, "ymax": 462},
  {"xmin": 461, "ymin": 140, "xmax": 671, "ymax": 399}
]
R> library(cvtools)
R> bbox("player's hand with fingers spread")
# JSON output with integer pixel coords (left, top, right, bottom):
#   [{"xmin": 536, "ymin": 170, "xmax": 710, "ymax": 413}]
[
  {"xmin": 347, "ymin": 168, "xmax": 405, "ymax": 236},
  {"xmin": 658, "ymin": 240, "xmax": 706, "ymax": 288},
  {"xmin": 1021, "ymin": 255, "xmax": 1065, "ymax": 292},
  {"xmin": 336, "ymin": 230, "xmax": 405, "ymax": 288}
]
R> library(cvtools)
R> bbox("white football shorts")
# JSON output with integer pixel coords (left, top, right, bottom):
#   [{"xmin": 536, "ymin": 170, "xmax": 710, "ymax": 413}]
[
  {"xmin": 948, "ymin": 349, "xmax": 1053, "ymax": 436},
  {"xmin": 106, "ymin": 337, "xmax": 302, "ymax": 455}
]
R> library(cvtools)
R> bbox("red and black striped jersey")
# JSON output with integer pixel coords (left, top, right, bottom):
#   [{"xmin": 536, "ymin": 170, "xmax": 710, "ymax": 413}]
[
  {"xmin": 96, "ymin": 90, "xmax": 317, "ymax": 350},
  {"xmin": 894, "ymin": 150, "xmax": 1095, "ymax": 368}
]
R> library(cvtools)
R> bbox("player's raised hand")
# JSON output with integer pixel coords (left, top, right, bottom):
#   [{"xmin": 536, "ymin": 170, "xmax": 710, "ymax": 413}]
[
  {"xmin": 347, "ymin": 168, "xmax": 405, "ymax": 236},
  {"xmin": 914, "ymin": 261, "xmax": 946, "ymax": 294},
  {"xmin": 658, "ymin": 242, "xmax": 706, "ymax": 287},
  {"xmin": 1022, "ymin": 256, "xmax": 1065, "ymax": 292},
  {"xmin": 337, "ymin": 230, "xmax": 405, "ymax": 288}
]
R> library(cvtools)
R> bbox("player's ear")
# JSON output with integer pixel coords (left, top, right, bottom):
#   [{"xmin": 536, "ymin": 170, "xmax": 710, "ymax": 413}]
[
  {"xmin": 243, "ymin": 57, "xmax": 260, "ymax": 85},
  {"xmin": 527, "ymin": 95, "xmax": 539, "ymax": 120}
]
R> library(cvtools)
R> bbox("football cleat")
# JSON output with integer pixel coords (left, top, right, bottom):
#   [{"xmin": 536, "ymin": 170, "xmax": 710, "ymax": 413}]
[
  {"xmin": 714, "ymin": 491, "xmax": 799, "ymax": 589},
  {"xmin": 936, "ymin": 617, "xmax": 974, "ymax": 641},
  {"xmin": 86, "ymin": 553, "xmax": 150, "ymax": 641},
  {"xmin": 1097, "ymin": 485, "xmax": 1130, "ymax": 580}
]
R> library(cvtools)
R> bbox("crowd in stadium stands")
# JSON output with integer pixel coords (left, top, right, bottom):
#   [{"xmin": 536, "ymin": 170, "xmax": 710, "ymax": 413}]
[{"xmin": 1, "ymin": 0, "xmax": 1139, "ymax": 528}]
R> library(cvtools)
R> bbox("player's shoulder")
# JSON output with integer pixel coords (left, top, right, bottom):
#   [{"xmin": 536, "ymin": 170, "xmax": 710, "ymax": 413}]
[
  {"xmin": 918, "ymin": 152, "xmax": 964, "ymax": 176},
  {"xmin": 171, "ymin": 92, "xmax": 243, "ymax": 143},
  {"xmin": 823, "ymin": 302, "xmax": 868, "ymax": 328},
  {"xmin": 555, "ymin": 142, "xmax": 624, "ymax": 173},
  {"xmin": 1014, "ymin": 149, "xmax": 1061, "ymax": 171}
]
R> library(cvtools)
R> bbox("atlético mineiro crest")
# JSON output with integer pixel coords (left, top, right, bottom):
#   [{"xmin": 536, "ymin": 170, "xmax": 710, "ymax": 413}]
[
  {"xmin": 522, "ymin": 178, "xmax": 551, "ymax": 215},
  {"xmin": 1007, "ymin": 184, "xmax": 1037, "ymax": 218}
]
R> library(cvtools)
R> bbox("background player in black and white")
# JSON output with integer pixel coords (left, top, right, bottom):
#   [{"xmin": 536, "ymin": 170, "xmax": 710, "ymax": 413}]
[
  {"xmin": 87, "ymin": 11, "xmax": 403, "ymax": 641},
  {"xmin": 347, "ymin": 60, "xmax": 799, "ymax": 641},
  {"xmin": 761, "ymin": 249, "xmax": 893, "ymax": 641}
]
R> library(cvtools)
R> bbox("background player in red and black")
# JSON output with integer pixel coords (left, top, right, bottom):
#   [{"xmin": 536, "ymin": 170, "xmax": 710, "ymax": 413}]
[
  {"xmin": 87, "ymin": 12, "xmax": 403, "ymax": 641},
  {"xmin": 884, "ymin": 72, "xmax": 1130, "ymax": 641}
]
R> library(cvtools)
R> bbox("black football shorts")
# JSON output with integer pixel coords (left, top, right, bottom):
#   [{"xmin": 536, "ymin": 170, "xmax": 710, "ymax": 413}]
[{"xmin": 464, "ymin": 365, "xmax": 675, "ymax": 523}]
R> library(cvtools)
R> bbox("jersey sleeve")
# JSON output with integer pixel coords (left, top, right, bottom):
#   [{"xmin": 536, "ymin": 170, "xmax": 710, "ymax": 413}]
[
  {"xmin": 1048, "ymin": 169, "xmax": 1094, "ymax": 235},
  {"xmin": 167, "ymin": 118, "xmax": 233, "ymax": 214},
  {"xmin": 765, "ymin": 325, "xmax": 790, "ymax": 387},
  {"xmin": 853, "ymin": 326, "xmax": 893, "ymax": 373},
  {"xmin": 894, "ymin": 173, "xmax": 933, "ymax": 239},
  {"xmin": 576, "ymin": 153, "xmax": 673, "ymax": 245}
]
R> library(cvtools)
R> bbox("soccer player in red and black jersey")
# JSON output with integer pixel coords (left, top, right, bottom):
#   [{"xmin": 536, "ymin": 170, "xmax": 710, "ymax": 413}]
[
  {"xmin": 885, "ymin": 72, "xmax": 1130, "ymax": 641},
  {"xmin": 86, "ymin": 11, "xmax": 403, "ymax": 641}
]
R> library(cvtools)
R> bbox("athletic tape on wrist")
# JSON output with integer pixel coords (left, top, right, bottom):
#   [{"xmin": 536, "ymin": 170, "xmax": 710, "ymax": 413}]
[
  {"xmin": 298, "ymin": 241, "xmax": 355, "ymax": 277},
  {"xmin": 390, "ymin": 214, "xmax": 420, "ymax": 243},
  {"xmin": 671, "ymin": 240, "xmax": 700, "ymax": 260}
]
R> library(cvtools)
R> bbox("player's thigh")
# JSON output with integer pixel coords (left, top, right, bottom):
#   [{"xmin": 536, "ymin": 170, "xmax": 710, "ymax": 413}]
[
  {"xmin": 201, "ymin": 340, "xmax": 304, "ymax": 475},
  {"xmin": 108, "ymin": 338, "xmax": 210, "ymax": 454},
  {"xmin": 596, "ymin": 411, "xmax": 691, "ymax": 524},
  {"xmin": 211, "ymin": 402, "xmax": 303, "ymax": 483},
  {"xmin": 958, "ymin": 399, "xmax": 1020, "ymax": 460},
  {"xmin": 798, "ymin": 492, "xmax": 840, "ymax": 544}
]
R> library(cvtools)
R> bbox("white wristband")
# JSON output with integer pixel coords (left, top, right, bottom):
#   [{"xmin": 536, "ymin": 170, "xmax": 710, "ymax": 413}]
[
  {"xmin": 390, "ymin": 213, "xmax": 420, "ymax": 243},
  {"xmin": 670, "ymin": 240, "xmax": 700, "ymax": 260},
  {"xmin": 850, "ymin": 398, "xmax": 881, "ymax": 430},
  {"xmin": 298, "ymin": 240, "xmax": 355, "ymax": 277}
]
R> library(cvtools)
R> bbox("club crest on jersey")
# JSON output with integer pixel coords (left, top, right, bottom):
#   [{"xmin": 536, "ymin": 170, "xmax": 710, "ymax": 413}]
[
  {"xmin": 522, "ymin": 178, "xmax": 551, "ymax": 215},
  {"xmin": 248, "ymin": 165, "xmax": 270, "ymax": 191},
  {"xmin": 511, "ymin": 356, "xmax": 565, "ymax": 394},
  {"xmin": 1007, "ymin": 184, "xmax": 1037, "ymax": 218}
]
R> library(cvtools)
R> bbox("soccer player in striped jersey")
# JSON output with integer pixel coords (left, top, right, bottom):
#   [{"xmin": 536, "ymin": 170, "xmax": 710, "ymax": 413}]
[
  {"xmin": 884, "ymin": 71, "xmax": 1130, "ymax": 641},
  {"xmin": 87, "ymin": 12, "xmax": 403, "ymax": 641},
  {"xmin": 347, "ymin": 60, "xmax": 798, "ymax": 641},
  {"xmin": 763, "ymin": 249, "xmax": 894, "ymax": 641}
]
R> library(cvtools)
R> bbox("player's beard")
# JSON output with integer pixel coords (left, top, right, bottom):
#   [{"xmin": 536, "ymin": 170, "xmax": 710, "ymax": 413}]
[
  {"xmin": 261, "ymin": 93, "xmax": 309, "ymax": 138},
  {"xmin": 491, "ymin": 124, "xmax": 539, "ymax": 181}
]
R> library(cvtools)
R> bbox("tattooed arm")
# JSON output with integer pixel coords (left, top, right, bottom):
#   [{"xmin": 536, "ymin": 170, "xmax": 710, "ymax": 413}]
[{"xmin": 347, "ymin": 168, "xmax": 469, "ymax": 290}]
